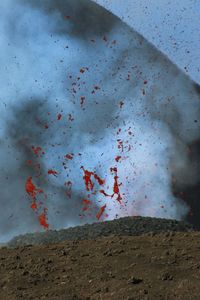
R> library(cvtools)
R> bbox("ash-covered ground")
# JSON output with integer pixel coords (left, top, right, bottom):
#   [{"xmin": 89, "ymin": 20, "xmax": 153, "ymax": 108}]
[
  {"xmin": 7, "ymin": 216, "xmax": 195, "ymax": 247},
  {"xmin": 1, "ymin": 216, "xmax": 200, "ymax": 300}
]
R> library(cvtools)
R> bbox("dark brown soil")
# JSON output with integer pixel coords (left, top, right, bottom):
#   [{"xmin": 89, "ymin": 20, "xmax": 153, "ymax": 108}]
[{"xmin": 1, "ymin": 217, "xmax": 200, "ymax": 300}]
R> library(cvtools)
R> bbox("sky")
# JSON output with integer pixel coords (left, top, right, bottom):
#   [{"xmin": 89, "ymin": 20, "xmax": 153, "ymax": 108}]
[{"xmin": 94, "ymin": 0, "xmax": 200, "ymax": 84}]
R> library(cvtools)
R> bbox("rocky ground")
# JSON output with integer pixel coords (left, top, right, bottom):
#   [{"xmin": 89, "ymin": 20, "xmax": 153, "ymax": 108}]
[{"xmin": 1, "ymin": 217, "xmax": 200, "ymax": 299}]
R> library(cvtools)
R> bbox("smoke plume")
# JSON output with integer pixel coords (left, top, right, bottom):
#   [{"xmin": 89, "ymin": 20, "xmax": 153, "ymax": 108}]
[{"xmin": 0, "ymin": 0, "xmax": 199, "ymax": 242}]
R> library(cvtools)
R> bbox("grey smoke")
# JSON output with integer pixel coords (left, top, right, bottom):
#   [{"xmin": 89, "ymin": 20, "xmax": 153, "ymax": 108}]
[{"xmin": 0, "ymin": 0, "xmax": 199, "ymax": 242}]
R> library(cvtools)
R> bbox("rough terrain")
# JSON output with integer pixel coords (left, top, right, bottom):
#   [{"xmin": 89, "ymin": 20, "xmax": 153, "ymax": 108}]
[{"xmin": 1, "ymin": 217, "xmax": 200, "ymax": 300}]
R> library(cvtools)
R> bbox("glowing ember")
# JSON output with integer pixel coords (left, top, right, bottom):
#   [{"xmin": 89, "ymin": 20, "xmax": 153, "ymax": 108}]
[
  {"xmin": 81, "ymin": 167, "xmax": 105, "ymax": 191},
  {"xmin": 38, "ymin": 208, "xmax": 49, "ymax": 230},
  {"xmin": 25, "ymin": 177, "xmax": 43, "ymax": 199},
  {"xmin": 57, "ymin": 113, "xmax": 62, "ymax": 120},
  {"xmin": 96, "ymin": 204, "xmax": 107, "ymax": 220},
  {"xmin": 110, "ymin": 167, "xmax": 122, "ymax": 203}
]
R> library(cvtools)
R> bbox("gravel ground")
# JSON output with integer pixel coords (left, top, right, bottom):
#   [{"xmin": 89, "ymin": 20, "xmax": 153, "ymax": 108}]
[{"xmin": 7, "ymin": 216, "xmax": 195, "ymax": 247}]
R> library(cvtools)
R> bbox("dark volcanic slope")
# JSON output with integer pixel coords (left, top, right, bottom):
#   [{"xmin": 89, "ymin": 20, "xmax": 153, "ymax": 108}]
[{"xmin": 7, "ymin": 216, "xmax": 195, "ymax": 247}]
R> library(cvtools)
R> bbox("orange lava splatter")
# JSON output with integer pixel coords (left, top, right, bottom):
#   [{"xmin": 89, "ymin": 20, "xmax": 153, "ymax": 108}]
[
  {"xmin": 25, "ymin": 177, "xmax": 43, "ymax": 211},
  {"xmin": 31, "ymin": 146, "xmax": 43, "ymax": 156},
  {"xmin": 96, "ymin": 204, "xmax": 106, "ymax": 220},
  {"xmin": 82, "ymin": 199, "xmax": 92, "ymax": 212},
  {"xmin": 82, "ymin": 199, "xmax": 92, "ymax": 205},
  {"xmin": 93, "ymin": 174, "xmax": 105, "ymax": 186},
  {"xmin": 81, "ymin": 167, "xmax": 105, "ymax": 191},
  {"xmin": 25, "ymin": 177, "xmax": 43, "ymax": 199},
  {"xmin": 99, "ymin": 190, "xmax": 112, "ymax": 197},
  {"xmin": 81, "ymin": 168, "xmax": 94, "ymax": 191},
  {"xmin": 38, "ymin": 208, "xmax": 49, "ymax": 230},
  {"xmin": 110, "ymin": 167, "xmax": 122, "ymax": 203},
  {"xmin": 31, "ymin": 202, "xmax": 37, "ymax": 210}
]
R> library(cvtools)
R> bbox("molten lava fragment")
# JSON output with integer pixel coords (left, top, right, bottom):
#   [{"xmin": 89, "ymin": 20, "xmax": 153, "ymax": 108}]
[
  {"xmin": 48, "ymin": 169, "xmax": 58, "ymax": 177},
  {"xmin": 38, "ymin": 208, "xmax": 49, "ymax": 230},
  {"xmin": 82, "ymin": 199, "xmax": 92, "ymax": 205},
  {"xmin": 57, "ymin": 113, "xmax": 62, "ymax": 120},
  {"xmin": 99, "ymin": 190, "xmax": 111, "ymax": 197},
  {"xmin": 65, "ymin": 153, "xmax": 74, "ymax": 160},
  {"xmin": 31, "ymin": 146, "xmax": 43, "ymax": 156},
  {"xmin": 31, "ymin": 202, "xmax": 37, "ymax": 210},
  {"xmin": 115, "ymin": 156, "xmax": 122, "ymax": 162},
  {"xmin": 110, "ymin": 167, "xmax": 122, "ymax": 203},
  {"xmin": 117, "ymin": 139, "xmax": 124, "ymax": 152},
  {"xmin": 25, "ymin": 177, "xmax": 43, "ymax": 199},
  {"xmin": 81, "ymin": 167, "xmax": 105, "ymax": 191},
  {"xmin": 82, "ymin": 199, "xmax": 92, "ymax": 212},
  {"xmin": 93, "ymin": 174, "xmax": 105, "ymax": 186},
  {"xmin": 81, "ymin": 168, "xmax": 94, "ymax": 191},
  {"xmin": 96, "ymin": 204, "xmax": 106, "ymax": 220}
]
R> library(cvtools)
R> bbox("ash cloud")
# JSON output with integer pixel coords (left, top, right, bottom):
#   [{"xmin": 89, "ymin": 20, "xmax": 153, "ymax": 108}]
[
  {"xmin": 0, "ymin": 0, "xmax": 200, "ymax": 242},
  {"xmin": 20, "ymin": 0, "xmax": 117, "ymax": 38}
]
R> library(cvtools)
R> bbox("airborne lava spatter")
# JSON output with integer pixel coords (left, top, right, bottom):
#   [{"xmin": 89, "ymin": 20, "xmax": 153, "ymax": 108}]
[{"xmin": 38, "ymin": 208, "xmax": 49, "ymax": 230}]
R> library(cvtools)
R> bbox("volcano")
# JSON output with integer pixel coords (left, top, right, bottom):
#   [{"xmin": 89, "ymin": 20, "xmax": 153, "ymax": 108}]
[{"xmin": 0, "ymin": 0, "xmax": 199, "ymax": 244}]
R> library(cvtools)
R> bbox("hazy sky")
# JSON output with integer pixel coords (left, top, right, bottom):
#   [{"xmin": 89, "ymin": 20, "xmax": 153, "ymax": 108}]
[{"xmin": 94, "ymin": 0, "xmax": 200, "ymax": 84}]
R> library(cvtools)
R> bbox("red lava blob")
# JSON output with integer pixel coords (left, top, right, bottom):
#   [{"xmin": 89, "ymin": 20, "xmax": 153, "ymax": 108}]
[
  {"xmin": 38, "ymin": 208, "xmax": 49, "ymax": 230},
  {"xmin": 82, "ymin": 199, "xmax": 92, "ymax": 205},
  {"xmin": 110, "ymin": 167, "xmax": 122, "ymax": 204},
  {"xmin": 117, "ymin": 139, "xmax": 124, "ymax": 152},
  {"xmin": 48, "ymin": 169, "xmax": 58, "ymax": 177},
  {"xmin": 57, "ymin": 113, "xmax": 62, "ymax": 120},
  {"xmin": 115, "ymin": 156, "xmax": 122, "ymax": 162},
  {"xmin": 82, "ymin": 199, "xmax": 92, "ymax": 212},
  {"xmin": 65, "ymin": 153, "xmax": 74, "ymax": 160},
  {"xmin": 25, "ymin": 177, "xmax": 44, "ymax": 212},
  {"xmin": 93, "ymin": 174, "xmax": 105, "ymax": 186},
  {"xmin": 81, "ymin": 167, "xmax": 105, "ymax": 191},
  {"xmin": 31, "ymin": 202, "xmax": 37, "ymax": 210},
  {"xmin": 96, "ymin": 204, "xmax": 106, "ymax": 220},
  {"xmin": 31, "ymin": 146, "xmax": 43, "ymax": 156},
  {"xmin": 81, "ymin": 168, "xmax": 94, "ymax": 191},
  {"xmin": 99, "ymin": 190, "xmax": 112, "ymax": 197},
  {"xmin": 25, "ymin": 177, "xmax": 43, "ymax": 199}
]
